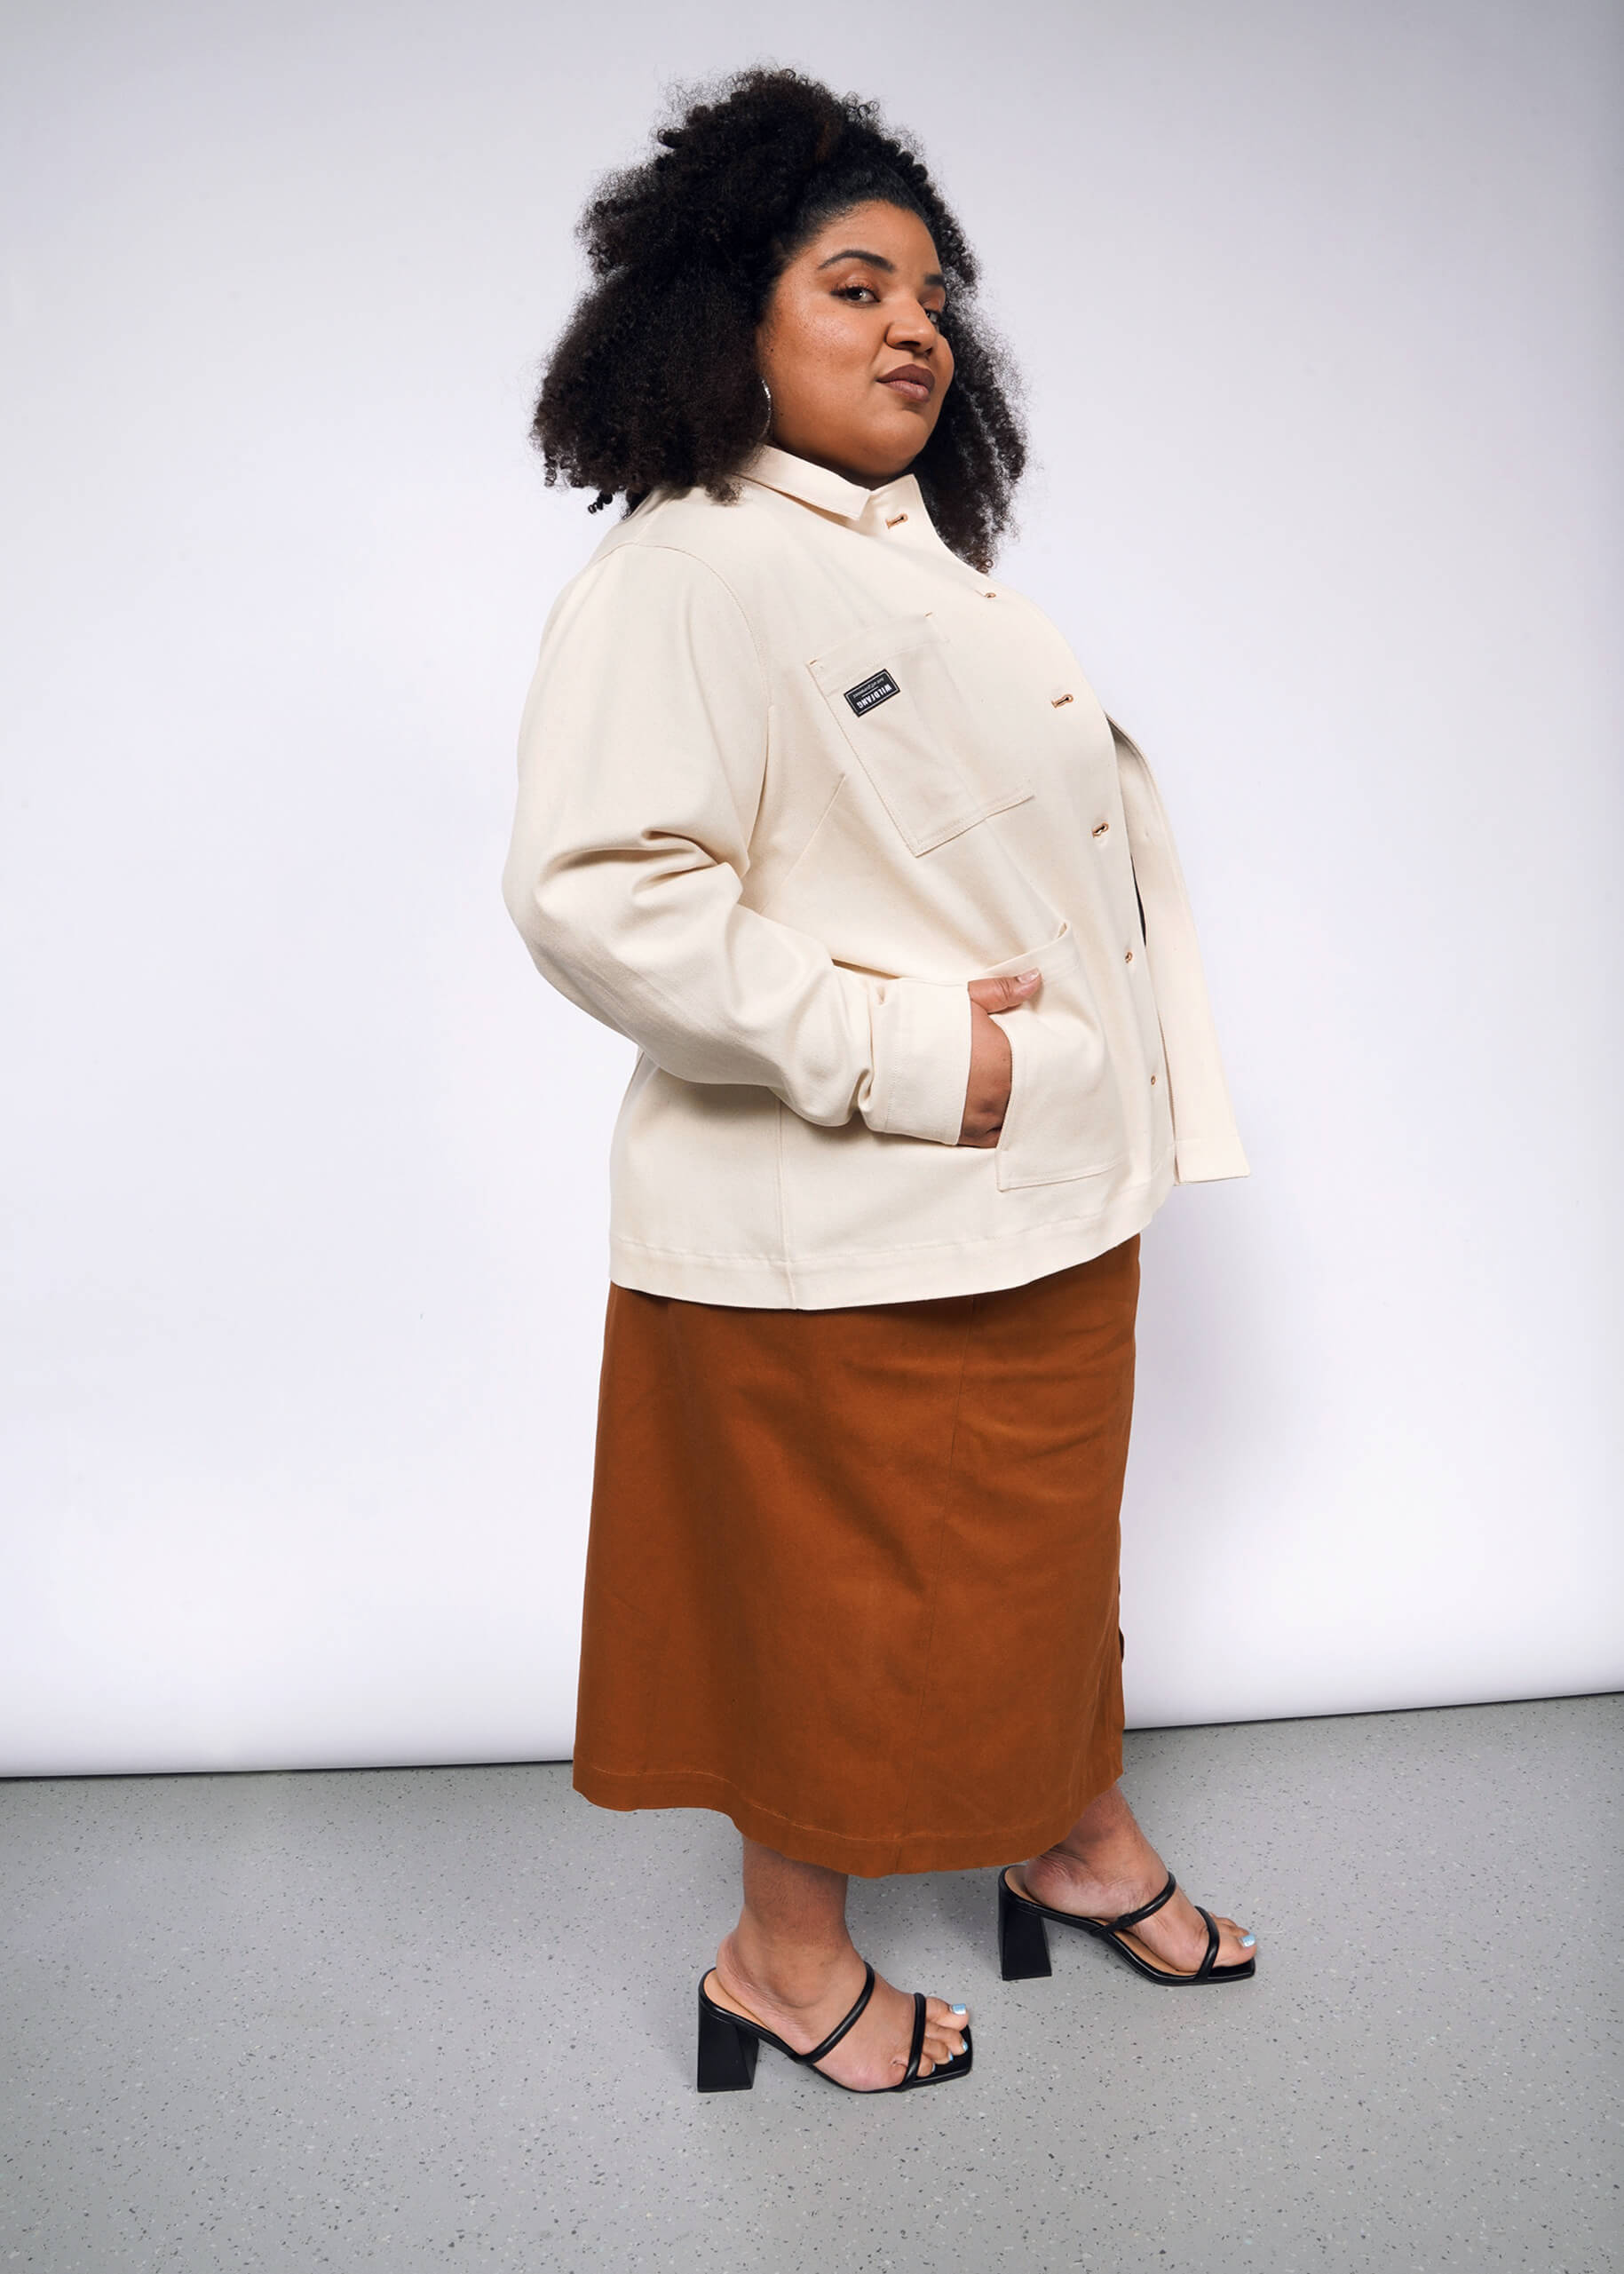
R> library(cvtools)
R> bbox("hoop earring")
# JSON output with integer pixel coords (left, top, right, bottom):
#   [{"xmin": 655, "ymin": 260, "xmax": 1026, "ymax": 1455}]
[{"xmin": 757, "ymin": 376, "xmax": 773, "ymax": 444}]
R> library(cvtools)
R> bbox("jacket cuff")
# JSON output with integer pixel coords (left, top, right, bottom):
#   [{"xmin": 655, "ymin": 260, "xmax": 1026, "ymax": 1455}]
[
  {"xmin": 1173, "ymin": 1133, "xmax": 1251, "ymax": 1183},
  {"xmin": 865, "ymin": 976, "xmax": 972, "ymax": 1146}
]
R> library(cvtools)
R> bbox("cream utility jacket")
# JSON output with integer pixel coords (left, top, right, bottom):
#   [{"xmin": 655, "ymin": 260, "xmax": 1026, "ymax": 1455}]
[{"xmin": 503, "ymin": 445, "xmax": 1248, "ymax": 1308}]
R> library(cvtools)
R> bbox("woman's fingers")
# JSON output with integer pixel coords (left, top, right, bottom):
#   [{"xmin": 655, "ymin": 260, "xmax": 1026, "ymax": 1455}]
[{"xmin": 966, "ymin": 971, "xmax": 1042, "ymax": 1013}]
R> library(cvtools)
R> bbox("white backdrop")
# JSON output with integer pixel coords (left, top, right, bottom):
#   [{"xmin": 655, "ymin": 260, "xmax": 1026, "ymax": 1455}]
[{"xmin": 3, "ymin": 0, "xmax": 1618, "ymax": 1777}]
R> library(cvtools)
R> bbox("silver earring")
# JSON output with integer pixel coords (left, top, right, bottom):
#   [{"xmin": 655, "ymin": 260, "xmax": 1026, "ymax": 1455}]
[{"xmin": 757, "ymin": 376, "xmax": 773, "ymax": 443}]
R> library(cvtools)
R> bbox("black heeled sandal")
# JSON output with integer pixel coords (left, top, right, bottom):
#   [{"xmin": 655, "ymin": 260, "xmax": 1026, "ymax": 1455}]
[
  {"xmin": 697, "ymin": 1961, "xmax": 973, "ymax": 2093},
  {"xmin": 997, "ymin": 1866, "xmax": 1256, "ymax": 1985}
]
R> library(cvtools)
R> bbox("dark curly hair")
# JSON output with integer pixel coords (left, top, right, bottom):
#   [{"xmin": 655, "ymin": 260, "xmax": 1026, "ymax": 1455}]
[{"xmin": 531, "ymin": 67, "xmax": 1026, "ymax": 573}]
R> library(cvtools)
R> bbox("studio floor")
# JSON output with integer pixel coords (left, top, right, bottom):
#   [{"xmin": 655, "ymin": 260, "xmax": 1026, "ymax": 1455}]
[{"xmin": 1, "ymin": 1695, "xmax": 1617, "ymax": 2273}]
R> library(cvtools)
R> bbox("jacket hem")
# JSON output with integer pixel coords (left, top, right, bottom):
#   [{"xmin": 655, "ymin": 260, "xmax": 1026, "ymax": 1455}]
[{"xmin": 608, "ymin": 1156, "xmax": 1176, "ymax": 1309}]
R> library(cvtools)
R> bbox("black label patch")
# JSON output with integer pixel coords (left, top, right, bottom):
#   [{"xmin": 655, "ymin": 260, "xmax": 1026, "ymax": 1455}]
[{"xmin": 844, "ymin": 668, "xmax": 900, "ymax": 717}]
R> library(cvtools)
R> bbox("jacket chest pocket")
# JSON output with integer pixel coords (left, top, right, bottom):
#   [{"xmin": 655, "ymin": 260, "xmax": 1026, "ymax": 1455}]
[{"xmin": 807, "ymin": 614, "xmax": 1034, "ymax": 856}]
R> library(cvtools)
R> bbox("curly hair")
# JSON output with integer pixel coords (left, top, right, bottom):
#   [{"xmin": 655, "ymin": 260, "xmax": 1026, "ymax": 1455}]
[{"xmin": 531, "ymin": 67, "xmax": 1026, "ymax": 573}]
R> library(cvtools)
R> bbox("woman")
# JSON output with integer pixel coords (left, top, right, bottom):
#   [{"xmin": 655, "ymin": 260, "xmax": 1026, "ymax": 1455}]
[{"xmin": 503, "ymin": 68, "xmax": 1257, "ymax": 2097}]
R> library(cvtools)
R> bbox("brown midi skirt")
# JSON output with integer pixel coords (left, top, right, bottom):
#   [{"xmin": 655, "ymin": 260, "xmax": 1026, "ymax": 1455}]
[{"xmin": 572, "ymin": 1233, "xmax": 1140, "ymax": 1876}]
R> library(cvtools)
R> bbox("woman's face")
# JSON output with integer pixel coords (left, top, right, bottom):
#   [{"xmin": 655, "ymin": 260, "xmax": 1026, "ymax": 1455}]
[{"xmin": 756, "ymin": 200, "xmax": 955, "ymax": 487}]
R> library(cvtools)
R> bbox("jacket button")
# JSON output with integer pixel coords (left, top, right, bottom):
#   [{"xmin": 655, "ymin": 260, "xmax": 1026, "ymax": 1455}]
[
  {"xmin": 983, "ymin": 588, "xmax": 998, "ymax": 598},
  {"xmin": 1124, "ymin": 948, "xmax": 1135, "ymax": 963},
  {"xmin": 1091, "ymin": 821, "xmax": 1110, "ymax": 836},
  {"xmin": 1150, "ymin": 1072, "xmax": 1158, "ymax": 1085}
]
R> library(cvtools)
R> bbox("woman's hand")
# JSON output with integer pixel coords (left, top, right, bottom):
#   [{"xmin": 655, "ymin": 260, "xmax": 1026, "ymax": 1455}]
[{"xmin": 957, "ymin": 971, "xmax": 1042, "ymax": 1147}]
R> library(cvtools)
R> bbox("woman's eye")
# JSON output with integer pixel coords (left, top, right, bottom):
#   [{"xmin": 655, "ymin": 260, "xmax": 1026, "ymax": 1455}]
[{"xmin": 831, "ymin": 282, "xmax": 946, "ymax": 325}]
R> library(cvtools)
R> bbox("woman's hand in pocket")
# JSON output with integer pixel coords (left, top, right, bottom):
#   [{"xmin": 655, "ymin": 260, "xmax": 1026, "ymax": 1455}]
[{"xmin": 957, "ymin": 971, "xmax": 1042, "ymax": 1147}]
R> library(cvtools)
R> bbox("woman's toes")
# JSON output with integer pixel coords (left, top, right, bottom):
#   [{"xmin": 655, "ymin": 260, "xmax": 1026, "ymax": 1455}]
[
  {"xmin": 1216, "ymin": 1913, "xmax": 1256, "ymax": 1961},
  {"xmin": 924, "ymin": 1997, "xmax": 970, "ymax": 2058}
]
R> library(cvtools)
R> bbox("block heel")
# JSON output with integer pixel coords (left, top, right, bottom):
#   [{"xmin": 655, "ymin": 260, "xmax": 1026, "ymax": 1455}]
[
  {"xmin": 697, "ymin": 1989, "xmax": 761, "ymax": 2091},
  {"xmin": 997, "ymin": 1865, "xmax": 1054, "ymax": 1979}
]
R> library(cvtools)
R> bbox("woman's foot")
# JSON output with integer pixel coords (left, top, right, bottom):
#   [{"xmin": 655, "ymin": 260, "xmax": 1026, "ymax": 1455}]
[
  {"xmin": 1017, "ymin": 1782, "xmax": 1256, "ymax": 1976},
  {"xmin": 715, "ymin": 1836, "xmax": 968, "ymax": 2088},
  {"xmin": 708, "ymin": 1931, "xmax": 969, "ymax": 2090}
]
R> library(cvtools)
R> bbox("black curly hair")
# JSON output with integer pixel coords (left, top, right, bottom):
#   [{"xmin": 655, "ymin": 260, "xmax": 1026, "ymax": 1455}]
[{"xmin": 532, "ymin": 67, "xmax": 1026, "ymax": 573}]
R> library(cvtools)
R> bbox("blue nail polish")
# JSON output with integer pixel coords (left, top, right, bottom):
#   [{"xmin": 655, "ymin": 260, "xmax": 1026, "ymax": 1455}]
[
  {"xmin": 951, "ymin": 2004, "xmax": 967, "ymax": 2016},
  {"xmin": 1240, "ymin": 1934, "xmax": 1256, "ymax": 1948}
]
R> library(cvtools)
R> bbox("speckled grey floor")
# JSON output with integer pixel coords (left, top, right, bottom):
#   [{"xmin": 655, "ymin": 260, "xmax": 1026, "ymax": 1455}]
[{"xmin": 1, "ymin": 1696, "xmax": 1618, "ymax": 2274}]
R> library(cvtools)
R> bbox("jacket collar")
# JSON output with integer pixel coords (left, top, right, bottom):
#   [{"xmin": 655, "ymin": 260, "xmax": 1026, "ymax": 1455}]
[{"xmin": 741, "ymin": 443, "xmax": 925, "ymax": 529}]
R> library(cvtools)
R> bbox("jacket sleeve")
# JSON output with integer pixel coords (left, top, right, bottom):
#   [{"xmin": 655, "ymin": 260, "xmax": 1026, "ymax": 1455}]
[
  {"xmin": 1108, "ymin": 716, "xmax": 1250, "ymax": 1184},
  {"xmin": 501, "ymin": 541, "xmax": 973, "ymax": 1145}
]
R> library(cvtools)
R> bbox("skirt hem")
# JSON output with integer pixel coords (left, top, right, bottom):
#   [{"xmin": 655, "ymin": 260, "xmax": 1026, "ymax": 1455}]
[{"xmin": 571, "ymin": 1747, "xmax": 1125, "ymax": 1878}]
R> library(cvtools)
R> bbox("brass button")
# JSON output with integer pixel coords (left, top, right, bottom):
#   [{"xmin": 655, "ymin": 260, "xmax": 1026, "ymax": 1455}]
[
  {"xmin": 1124, "ymin": 948, "xmax": 1135, "ymax": 963},
  {"xmin": 1150, "ymin": 1072, "xmax": 1159, "ymax": 1086},
  {"xmin": 1091, "ymin": 821, "xmax": 1110, "ymax": 837},
  {"xmin": 983, "ymin": 588, "xmax": 998, "ymax": 598},
  {"xmin": 1051, "ymin": 693, "xmax": 1073, "ymax": 708},
  {"xmin": 885, "ymin": 512, "xmax": 908, "ymax": 528}
]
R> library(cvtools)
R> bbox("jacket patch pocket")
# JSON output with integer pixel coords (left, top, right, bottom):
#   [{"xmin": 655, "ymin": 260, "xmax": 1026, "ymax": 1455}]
[
  {"xmin": 808, "ymin": 614, "xmax": 1034, "ymax": 856},
  {"xmin": 980, "ymin": 925, "xmax": 1127, "ymax": 1191}
]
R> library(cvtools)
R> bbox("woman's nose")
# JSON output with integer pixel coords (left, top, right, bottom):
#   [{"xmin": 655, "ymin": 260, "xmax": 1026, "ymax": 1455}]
[{"xmin": 887, "ymin": 305, "xmax": 937, "ymax": 351}]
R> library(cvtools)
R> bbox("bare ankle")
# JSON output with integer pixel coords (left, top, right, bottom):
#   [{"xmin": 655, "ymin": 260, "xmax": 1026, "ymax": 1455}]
[
  {"xmin": 721, "ymin": 1920, "xmax": 858, "ymax": 2016},
  {"xmin": 1057, "ymin": 1783, "xmax": 1135, "ymax": 1854},
  {"xmin": 1025, "ymin": 1845, "xmax": 1090, "ymax": 1891}
]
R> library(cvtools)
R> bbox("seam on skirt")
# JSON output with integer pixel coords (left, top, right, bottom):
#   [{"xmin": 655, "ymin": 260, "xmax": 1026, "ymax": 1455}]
[{"xmin": 888, "ymin": 1290, "xmax": 978, "ymax": 1849}]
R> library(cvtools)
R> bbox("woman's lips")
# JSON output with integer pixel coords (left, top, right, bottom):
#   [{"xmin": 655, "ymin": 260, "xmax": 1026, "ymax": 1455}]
[{"xmin": 878, "ymin": 366, "xmax": 935, "ymax": 403}]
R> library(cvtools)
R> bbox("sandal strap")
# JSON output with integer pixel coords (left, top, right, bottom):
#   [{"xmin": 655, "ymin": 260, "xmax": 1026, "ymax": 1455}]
[
  {"xmin": 1106, "ymin": 1871, "xmax": 1178, "ymax": 1934},
  {"xmin": 800, "ymin": 1960, "xmax": 876, "ymax": 2068},
  {"xmin": 898, "ymin": 1993, "xmax": 927, "ymax": 2086},
  {"xmin": 1192, "ymin": 1906, "xmax": 1220, "ymax": 1981}
]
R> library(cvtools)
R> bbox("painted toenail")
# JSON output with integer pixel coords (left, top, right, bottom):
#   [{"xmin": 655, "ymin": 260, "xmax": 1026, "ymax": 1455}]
[
  {"xmin": 1240, "ymin": 1934, "xmax": 1256, "ymax": 1947},
  {"xmin": 951, "ymin": 2005, "xmax": 967, "ymax": 2016}
]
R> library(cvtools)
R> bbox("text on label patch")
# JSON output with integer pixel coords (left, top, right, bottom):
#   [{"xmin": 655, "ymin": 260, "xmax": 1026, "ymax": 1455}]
[{"xmin": 844, "ymin": 669, "xmax": 901, "ymax": 717}]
